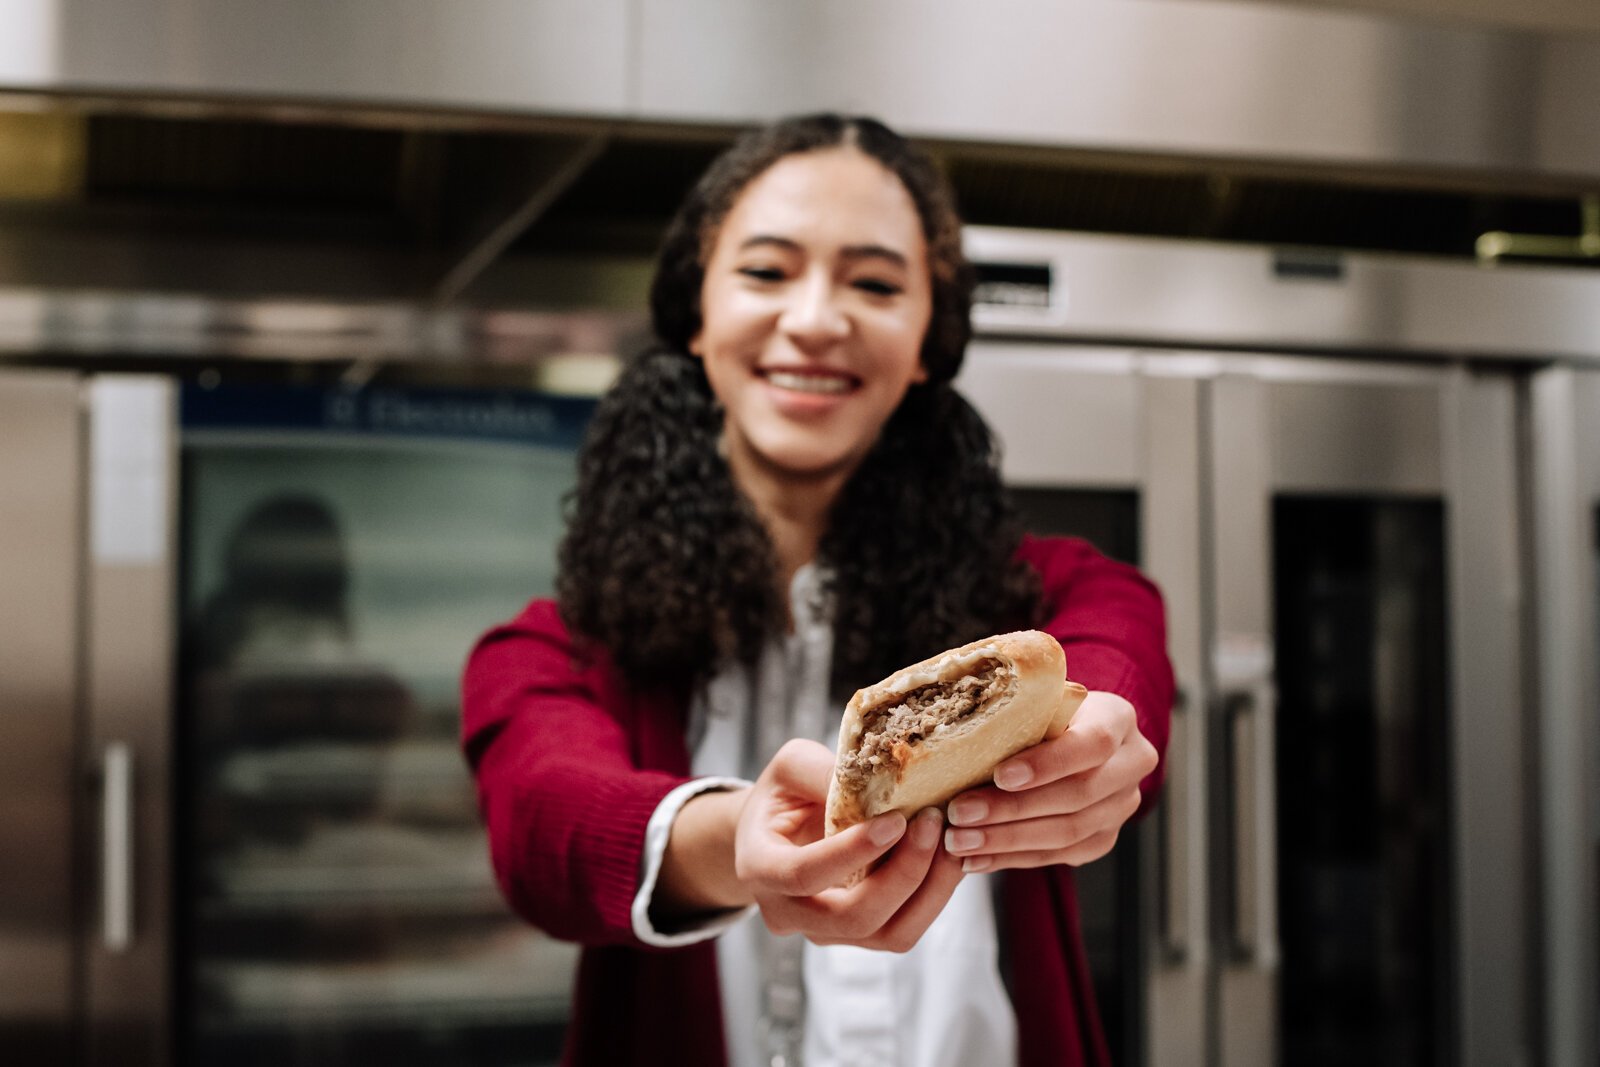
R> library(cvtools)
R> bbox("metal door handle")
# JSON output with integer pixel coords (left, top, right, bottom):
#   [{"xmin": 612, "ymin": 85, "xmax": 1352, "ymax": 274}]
[
  {"xmin": 1158, "ymin": 686, "xmax": 1191, "ymax": 962},
  {"xmin": 103, "ymin": 742, "xmax": 133, "ymax": 952},
  {"xmin": 1223, "ymin": 691, "xmax": 1260, "ymax": 961}
]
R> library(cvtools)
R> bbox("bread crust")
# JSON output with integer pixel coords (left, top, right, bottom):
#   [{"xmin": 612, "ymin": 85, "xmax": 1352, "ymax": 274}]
[{"xmin": 824, "ymin": 630, "xmax": 1087, "ymax": 836}]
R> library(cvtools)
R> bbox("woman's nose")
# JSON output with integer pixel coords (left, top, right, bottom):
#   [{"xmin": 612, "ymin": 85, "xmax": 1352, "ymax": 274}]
[{"xmin": 778, "ymin": 272, "xmax": 849, "ymax": 347}]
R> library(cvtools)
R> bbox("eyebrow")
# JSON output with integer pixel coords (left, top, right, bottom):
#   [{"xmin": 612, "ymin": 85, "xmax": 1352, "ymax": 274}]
[{"xmin": 738, "ymin": 234, "xmax": 909, "ymax": 269}]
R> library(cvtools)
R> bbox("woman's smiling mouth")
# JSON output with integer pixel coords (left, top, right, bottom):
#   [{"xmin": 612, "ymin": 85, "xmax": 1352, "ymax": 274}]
[{"xmin": 758, "ymin": 369, "xmax": 861, "ymax": 395}]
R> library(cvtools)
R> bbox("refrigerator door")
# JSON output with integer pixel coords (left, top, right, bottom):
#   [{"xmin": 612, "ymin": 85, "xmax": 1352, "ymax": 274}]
[
  {"xmin": 1209, "ymin": 359, "xmax": 1528, "ymax": 1067},
  {"xmin": 0, "ymin": 371, "xmax": 83, "ymax": 1066},
  {"xmin": 176, "ymin": 383, "xmax": 592, "ymax": 1065},
  {"xmin": 956, "ymin": 344, "xmax": 1208, "ymax": 1067}
]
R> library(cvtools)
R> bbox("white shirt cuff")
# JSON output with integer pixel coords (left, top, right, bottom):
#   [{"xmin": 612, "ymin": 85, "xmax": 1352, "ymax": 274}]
[{"xmin": 632, "ymin": 775, "xmax": 757, "ymax": 947}]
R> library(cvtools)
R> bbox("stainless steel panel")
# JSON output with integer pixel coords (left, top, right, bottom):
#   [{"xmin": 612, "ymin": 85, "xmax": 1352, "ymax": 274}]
[
  {"xmin": 1269, "ymin": 381, "xmax": 1442, "ymax": 495},
  {"xmin": 1529, "ymin": 367, "xmax": 1600, "ymax": 1067},
  {"xmin": 1141, "ymin": 373, "xmax": 1211, "ymax": 1066},
  {"xmin": 34, "ymin": 0, "xmax": 631, "ymax": 117},
  {"xmin": 0, "ymin": 288, "xmax": 646, "ymax": 366},
  {"xmin": 955, "ymin": 344, "xmax": 1143, "ymax": 487},
  {"xmin": 1280, "ymin": 0, "xmax": 1599, "ymax": 35},
  {"xmin": 82, "ymin": 376, "xmax": 176, "ymax": 1067},
  {"xmin": 1537, "ymin": 37, "xmax": 1600, "ymax": 177},
  {"xmin": 1208, "ymin": 374, "xmax": 1280, "ymax": 1067},
  {"xmin": 1439, "ymin": 370, "xmax": 1530, "ymax": 1065},
  {"xmin": 4, "ymin": 0, "xmax": 1599, "ymax": 180},
  {"xmin": 636, "ymin": 0, "xmax": 1600, "ymax": 180},
  {"xmin": 0, "ymin": 369, "xmax": 81, "ymax": 1064},
  {"xmin": 1577, "ymin": 371, "xmax": 1600, "ymax": 1067},
  {"xmin": 6, "ymin": 225, "xmax": 1600, "ymax": 365},
  {"xmin": 965, "ymin": 227, "xmax": 1600, "ymax": 365}
]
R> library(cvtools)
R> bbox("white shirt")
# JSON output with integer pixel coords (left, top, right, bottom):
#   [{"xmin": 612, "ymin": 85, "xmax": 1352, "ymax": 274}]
[{"xmin": 630, "ymin": 566, "xmax": 1016, "ymax": 1067}]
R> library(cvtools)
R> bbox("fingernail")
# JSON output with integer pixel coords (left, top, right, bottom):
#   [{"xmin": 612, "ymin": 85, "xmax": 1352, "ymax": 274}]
[
  {"xmin": 947, "ymin": 797, "xmax": 988, "ymax": 825},
  {"xmin": 944, "ymin": 828, "xmax": 985, "ymax": 853},
  {"xmin": 869, "ymin": 812, "xmax": 906, "ymax": 846},
  {"xmin": 911, "ymin": 808, "xmax": 943, "ymax": 849},
  {"xmin": 994, "ymin": 762, "xmax": 1032, "ymax": 790},
  {"xmin": 962, "ymin": 856, "xmax": 994, "ymax": 874}
]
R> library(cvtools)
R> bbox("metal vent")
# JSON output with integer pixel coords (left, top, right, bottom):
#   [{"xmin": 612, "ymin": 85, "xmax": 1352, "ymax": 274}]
[{"xmin": 0, "ymin": 105, "xmax": 1594, "ymax": 307}]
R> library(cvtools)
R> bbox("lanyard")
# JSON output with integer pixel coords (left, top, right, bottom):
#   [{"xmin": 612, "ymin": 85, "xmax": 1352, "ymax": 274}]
[
  {"xmin": 754, "ymin": 567, "xmax": 836, "ymax": 1067},
  {"xmin": 689, "ymin": 563, "xmax": 837, "ymax": 1067},
  {"xmin": 759, "ymin": 930, "xmax": 807, "ymax": 1067}
]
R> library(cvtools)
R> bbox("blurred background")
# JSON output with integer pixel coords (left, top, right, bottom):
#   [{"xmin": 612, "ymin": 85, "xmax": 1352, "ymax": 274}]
[{"xmin": 0, "ymin": 1, "xmax": 1596, "ymax": 1065}]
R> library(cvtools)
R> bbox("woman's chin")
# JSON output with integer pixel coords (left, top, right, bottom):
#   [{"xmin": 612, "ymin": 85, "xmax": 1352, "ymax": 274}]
[{"xmin": 747, "ymin": 438, "xmax": 869, "ymax": 484}]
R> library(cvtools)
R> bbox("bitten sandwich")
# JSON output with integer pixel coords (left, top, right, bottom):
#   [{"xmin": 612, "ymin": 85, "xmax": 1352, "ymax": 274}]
[{"xmin": 825, "ymin": 630, "xmax": 1087, "ymax": 836}]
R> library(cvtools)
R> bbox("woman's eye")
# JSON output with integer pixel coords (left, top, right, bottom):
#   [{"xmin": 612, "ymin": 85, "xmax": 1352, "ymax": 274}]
[
  {"xmin": 854, "ymin": 278, "xmax": 903, "ymax": 297},
  {"xmin": 738, "ymin": 266, "xmax": 785, "ymax": 283}
]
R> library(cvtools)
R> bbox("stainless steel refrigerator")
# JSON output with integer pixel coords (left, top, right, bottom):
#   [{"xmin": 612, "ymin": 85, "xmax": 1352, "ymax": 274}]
[{"xmin": 1, "ymin": 372, "xmax": 595, "ymax": 1066}]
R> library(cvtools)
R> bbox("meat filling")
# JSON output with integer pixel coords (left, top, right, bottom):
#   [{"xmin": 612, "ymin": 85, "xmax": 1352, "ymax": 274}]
[{"xmin": 838, "ymin": 659, "xmax": 1013, "ymax": 797}]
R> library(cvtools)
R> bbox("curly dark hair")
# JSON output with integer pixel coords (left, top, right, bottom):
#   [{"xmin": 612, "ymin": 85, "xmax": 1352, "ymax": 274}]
[{"xmin": 558, "ymin": 114, "xmax": 1041, "ymax": 698}]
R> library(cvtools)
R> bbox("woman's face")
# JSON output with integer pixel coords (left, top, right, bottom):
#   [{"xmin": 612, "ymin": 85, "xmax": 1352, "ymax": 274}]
[{"xmin": 691, "ymin": 148, "xmax": 933, "ymax": 485}]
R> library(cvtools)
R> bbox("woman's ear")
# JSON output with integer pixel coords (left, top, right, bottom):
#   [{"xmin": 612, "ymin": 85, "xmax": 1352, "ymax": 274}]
[
  {"xmin": 689, "ymin": 329, "xmax": 704, "ymax": 359},
  {"xmin": 912, "ymin": 360, "xmax": 929, "ymax": 384}
]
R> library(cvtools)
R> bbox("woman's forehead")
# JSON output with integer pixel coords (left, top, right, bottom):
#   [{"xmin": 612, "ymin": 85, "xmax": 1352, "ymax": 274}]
[{"xmin": 715, "ymin": 149, "xmax": 927, "ymax": 259}]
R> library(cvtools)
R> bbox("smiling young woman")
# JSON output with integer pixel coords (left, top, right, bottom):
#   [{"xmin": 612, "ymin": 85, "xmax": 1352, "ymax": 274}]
[
  {"xmin": 691, "ymin": 148, "xmax": 932, "ymax": 488},
  {"xmin": 558, "ymin": 115, "xmax": 1027, "ymax": 696},
  {"xmin": 690, "ymin": 146, "xmax": 936, "ymax": 592},
  {"xmin": 462, "ymin": 114, "xmax": 1173, "ymax": 1067}
]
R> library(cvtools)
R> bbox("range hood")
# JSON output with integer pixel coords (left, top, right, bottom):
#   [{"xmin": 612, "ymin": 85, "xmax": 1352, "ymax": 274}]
[
  {"xmin": 1, "ymin": 0, "xmax": 1598, "ymax": 363},
  {"xmin": 5, "ymin": 0, "xmax": 1600, "ymax": 182}
]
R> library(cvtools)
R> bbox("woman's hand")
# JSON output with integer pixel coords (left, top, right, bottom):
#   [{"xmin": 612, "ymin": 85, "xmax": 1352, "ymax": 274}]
[
  {"xmin": 732, "ymin": 739, "xmax": 965, "ymax": 951},
  {"xmin": 940, "ymin": 690, "xmax": 1156, "ymax": 873}
]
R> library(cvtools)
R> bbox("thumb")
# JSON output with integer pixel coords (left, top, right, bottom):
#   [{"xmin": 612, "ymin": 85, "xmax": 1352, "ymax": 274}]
[
  {"xmin": 762, "ymin": 738, "xmax": 837, "ymax": 800},
  {"xmin": 744, "ymin": 809, "xmax": 909, "ymax": 897}
]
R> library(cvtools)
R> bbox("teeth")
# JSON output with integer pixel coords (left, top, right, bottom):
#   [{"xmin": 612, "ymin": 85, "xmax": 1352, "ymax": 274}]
[{"xmin": 765, "ymin": 371, "xmax": 853, "ymax": 394}]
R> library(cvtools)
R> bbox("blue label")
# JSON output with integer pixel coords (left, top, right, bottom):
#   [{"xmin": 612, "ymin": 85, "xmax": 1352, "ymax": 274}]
[{"xmin": 182, "ymin": 383, "xmax": 594, "ymax": 450}]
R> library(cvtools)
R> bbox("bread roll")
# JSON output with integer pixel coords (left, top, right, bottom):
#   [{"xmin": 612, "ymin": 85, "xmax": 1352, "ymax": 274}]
[{"xmin": 824, "ymin": 630, "xmax": 1087, "ymax": 836}]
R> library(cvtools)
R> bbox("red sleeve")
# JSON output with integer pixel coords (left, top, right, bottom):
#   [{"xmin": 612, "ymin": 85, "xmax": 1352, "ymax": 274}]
[
  {"xmin": 460, "ymin": 599, "xmax": 690, "ymax": 947},
  {"xmin": 1017, "ymin": 535, "xmax": 1175, "ymax": 817}
]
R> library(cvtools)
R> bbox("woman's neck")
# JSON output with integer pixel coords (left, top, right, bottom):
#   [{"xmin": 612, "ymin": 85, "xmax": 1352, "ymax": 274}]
[{"xmin": 725, "ymin": 444, "xmax": 852, "ymax": 596}]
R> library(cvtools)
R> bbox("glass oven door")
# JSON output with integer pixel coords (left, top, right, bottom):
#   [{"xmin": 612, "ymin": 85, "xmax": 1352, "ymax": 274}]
[
  {"xmin": 176, "ymin": 382, "xmax": 593, "ymax": 1066},
  {"xmin": 1209, "ymin": 359, "xmax": 1527, "ymax": 1067}
]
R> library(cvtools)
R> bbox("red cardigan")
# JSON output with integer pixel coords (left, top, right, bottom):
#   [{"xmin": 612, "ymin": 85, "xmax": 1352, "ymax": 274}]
[{"xmin": 462, "ymin": 536, "xmax": 1173, "ymax": 1067}]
